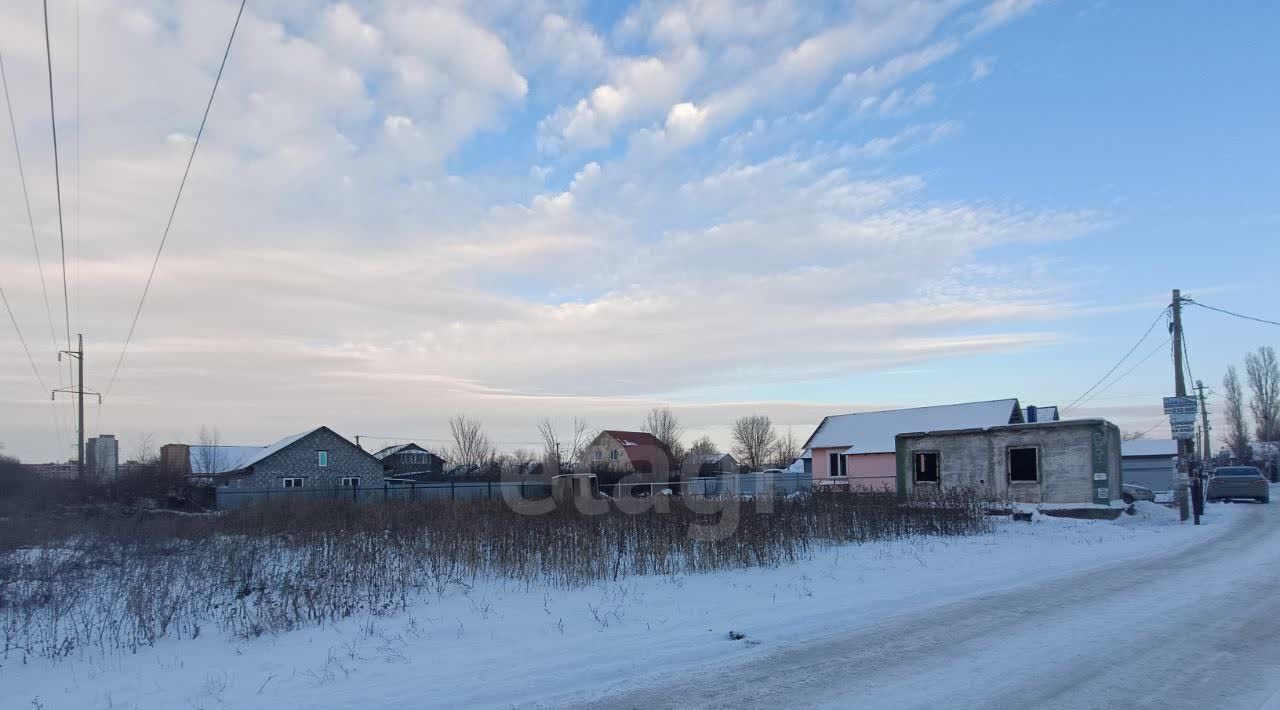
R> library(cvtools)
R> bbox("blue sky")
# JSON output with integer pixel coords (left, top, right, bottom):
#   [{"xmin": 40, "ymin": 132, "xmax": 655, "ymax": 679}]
[{"xmin": 0, "ymin": 0, "xmax": 1276, "ymax": 461}]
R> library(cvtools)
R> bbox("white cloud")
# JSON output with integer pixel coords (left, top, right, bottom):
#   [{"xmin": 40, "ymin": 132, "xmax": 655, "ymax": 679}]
[
  {"xmin": 840, "ymin": 122, "xmax": 960, "ymax": 159},
  {"xmin": 859, "ymin": 83, "xmax": 937, "ymax": 118},
  {"xmin": 971, "ymin": 0, "xmax": 1046, "ymax": 35},
  {"xmin": 830, "ymin": 40, "xmax": 960, "ymax": 102},
  {"xmin": 538, "ymin": 50, "xmax": 704, "ymax": 153},
  {"xmin": 528, "ymin": 13, "xmax": 607, "ymax": 79},
  {"xmin": 970, "ymin": 56, "xmax": 997, "ymax": 81},
  {"xmin": 321, "ymin": 3, "xmax": 383, "ymax": 65},
  {"xmin": 0, "ymin": 1, "xmax": 1091, "ymax": 462}
]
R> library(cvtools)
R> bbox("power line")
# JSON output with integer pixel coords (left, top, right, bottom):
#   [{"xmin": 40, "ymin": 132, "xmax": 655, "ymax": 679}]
[
  {"xmin": 1183, "ymin": 299, "xmax": 1280, "ymax": 327},
  {"xmin": 41, "ymin": 0, "xmax": 72, "ymax": 357},
  {"xmin": 1072, "ymin": 336, "xmax": 1171, "ymax": 410},
  {"xmin": 104, "ymin": 0, "xmax": 247, "ymax": 398},
  {"xmin": 0, "ymin": 283, "xmax": 48, "ymax": 393},
  {"xmin": 74, "ymin": 0, "xmax": 81, "ymax": 339},
  {"xmin": 1180, "ymin": 328, "xmax": 1195, "ymax": 388},
  {"xmin": 1063, "ymin": 306, "xmax": 1171, "ymax": 413},
  {"xmin": 0, "ymin": 48, "xmax": 60, "ymax": 357},
  {"xmin": 1130, "ymin": 416, "xmax": 1169, "ymax": 440}
]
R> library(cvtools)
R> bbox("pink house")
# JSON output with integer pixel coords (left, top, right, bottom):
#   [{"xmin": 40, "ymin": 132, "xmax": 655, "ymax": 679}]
[{"xmin": 803, "ymin": 399, "xmax": 1027, "ymax": 492}]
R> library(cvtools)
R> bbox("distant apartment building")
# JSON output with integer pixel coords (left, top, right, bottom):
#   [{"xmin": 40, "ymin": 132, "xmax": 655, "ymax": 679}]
[{"xmin": 86, "ymin": 435, "xmax": 119, "ymax": 480}]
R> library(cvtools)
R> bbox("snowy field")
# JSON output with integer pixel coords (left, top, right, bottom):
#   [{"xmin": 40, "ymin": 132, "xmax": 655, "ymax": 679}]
[{"xmin": 2, "ymin": 501, "xmax": 1261, "ymax": 709}]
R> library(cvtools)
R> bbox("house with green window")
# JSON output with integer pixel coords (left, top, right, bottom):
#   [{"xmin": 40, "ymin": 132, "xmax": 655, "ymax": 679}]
[
  {"xmin": 165, "ymin": 426, "xmax": 386, "ymax": 490},
  {"xmin": 895, "ymin": 418, "xmax": 1122, "ymax": 506}
]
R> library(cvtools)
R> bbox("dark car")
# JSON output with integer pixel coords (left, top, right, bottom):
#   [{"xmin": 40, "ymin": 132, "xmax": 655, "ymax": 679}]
[{"xmin": 1206, "ymin": 466, "xmax": 1270, "ymax": 503}]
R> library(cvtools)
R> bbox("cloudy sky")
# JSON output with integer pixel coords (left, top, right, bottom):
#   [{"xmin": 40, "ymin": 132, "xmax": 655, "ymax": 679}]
[{"xmin": 1, "ymin": 0, "xmax": 1277, "ymax": 461}]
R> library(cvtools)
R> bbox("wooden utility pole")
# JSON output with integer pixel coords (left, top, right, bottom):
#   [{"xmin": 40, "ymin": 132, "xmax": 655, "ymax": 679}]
[
  {"xmin": 53, "ymin": 334, "xmax": 100, "ymax": 480},
  {"xmin": 1196, "ymin": 379, "xmax": 1212, "ymax": 468},
  {"xmin": 1170, "ymin": 290, "xmax": 1200, "ymax": 523}
]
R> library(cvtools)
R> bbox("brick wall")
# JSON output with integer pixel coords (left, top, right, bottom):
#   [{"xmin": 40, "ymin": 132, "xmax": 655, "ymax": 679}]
[{"xmin": 234, "ymin": 428, "xmax": 385, "ymax": 490}]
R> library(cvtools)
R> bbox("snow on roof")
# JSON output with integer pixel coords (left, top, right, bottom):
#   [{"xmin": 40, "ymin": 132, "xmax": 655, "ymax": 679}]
[
  {"xmin": 371, "ymin": 443, "xmax": 437, "ymax": 460},
  {"xmin": 1122, "ymin": 439, "xmax": 1178, "ymax": 457},
  {"xmin": 601, "ymin": 430, "xmax": 666, "ymax": 448},
  {"xmin": 804, "ymin": 399, "xmax": 1022, "ymax": 455},
  {"xmin": 188, "ymin": 445, "xmax": 267, "ymax": 474},
  {"xmin": 189, "ymin": 428, "xmax": 318, "ymax": 474}
]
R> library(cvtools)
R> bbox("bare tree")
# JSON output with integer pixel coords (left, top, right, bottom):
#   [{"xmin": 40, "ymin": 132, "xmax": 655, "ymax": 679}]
[
  {"xmin": 536, "ymin": 417, "xmax": 562, "ymax": 462},
  {"xmin": 193, "ymin": 427, "xmax": 226, "ymax": 473},
  {"xmin": 1246, "ymin": 346, "xmax": 1280, "ymax": 442},
  {"xmin": 772, "ymin": 427, "xmax": 801, "ymax": 468},
  {"xmin": 731, "ymin": 415, "xmax": 777, "ymax": 471},
  {"xmin": 683, "ymin": 435, "xmax": 720, "ymax": 475},
  {"xmin": 685, "ymin": 435, "xmax": 718, "ymax": 462},
  {"xmin": 506, "ymin": 448, "xmax": 537, "ymax": 475},
  {"xmin": 536, "ymin": 417, "xmax": 591, "ymax": 468},
  {"xmin": 1223, "ymin": 366, "xmax": 1250, "ymax": 460},
  {"xmin": 132, "ymin": 433, "xmax": 159, "ymax": 465},
  {"xmin": 446, "ymin": 415, "xmax": 496, "ymax": 469},
  {"xmin": 567, "ymin": 417, "xmax": 590, "ymax": 464},
  {"xmin": 642, "ymin": 406, "xmax": 685, "ymax": 461}
]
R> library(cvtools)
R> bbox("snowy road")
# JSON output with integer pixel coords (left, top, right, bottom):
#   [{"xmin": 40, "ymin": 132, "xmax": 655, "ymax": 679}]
[{"xmin": 580, "ymin": 502, "xmax": 1280, "ymax": 710}]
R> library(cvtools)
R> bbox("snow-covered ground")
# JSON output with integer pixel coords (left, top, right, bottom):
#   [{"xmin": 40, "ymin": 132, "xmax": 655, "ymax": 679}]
[{"xmin": 2, "ymin": 501, "xmax": 1268, "ymax": 710}]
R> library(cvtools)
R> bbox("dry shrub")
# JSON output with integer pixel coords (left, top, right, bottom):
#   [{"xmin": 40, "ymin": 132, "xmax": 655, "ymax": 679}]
[{"xmin": 0, "ymin": 487, "xmax": 985, "ymax": 660}]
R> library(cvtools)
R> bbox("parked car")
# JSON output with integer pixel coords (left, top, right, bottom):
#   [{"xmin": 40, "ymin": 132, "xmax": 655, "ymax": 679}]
[
  {"xmin": 1121, "ymin": 483, "xmax": 1156, "ymax": 503},
  {"xmin": 1206, "ymin": 466, "xmax": 1270, "ymax": 503}
]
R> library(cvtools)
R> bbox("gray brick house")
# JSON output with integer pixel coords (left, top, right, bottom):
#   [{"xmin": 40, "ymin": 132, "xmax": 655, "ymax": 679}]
[{"xmin": 171, "ymin": 426, "xmax": 386, "ymax": 490}]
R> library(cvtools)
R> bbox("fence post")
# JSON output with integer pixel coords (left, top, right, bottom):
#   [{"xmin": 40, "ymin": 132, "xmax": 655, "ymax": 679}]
[
  {"xmin": 488, "ymin": 481, "xmax": 493, "ymax": 500},
  {"xmin": 451, "ymin": 481, "xmax": 455, "ymax": 501}
]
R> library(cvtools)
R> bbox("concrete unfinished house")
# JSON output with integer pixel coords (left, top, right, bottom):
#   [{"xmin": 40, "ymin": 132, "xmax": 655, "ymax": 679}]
[{"xmin": 895, "ymin": 419, "xmax": 1122, "ymax": 506}]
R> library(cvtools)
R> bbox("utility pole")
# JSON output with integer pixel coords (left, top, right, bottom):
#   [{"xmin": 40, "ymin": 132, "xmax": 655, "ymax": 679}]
[
  {"xmin": 1169, "ymin": 290, "xmax": 1201, "ymax": 524},
  {"xmin": 1195, "ymin": 380, "xmax": 1212, "ymax": 469},
  {"xmin": 53, "ymin": 334, "xmax": 100, "ymax": 480},
  {"xmin": 1172, "ymin": 287, "xmax": 1192, "ymax": 521}
]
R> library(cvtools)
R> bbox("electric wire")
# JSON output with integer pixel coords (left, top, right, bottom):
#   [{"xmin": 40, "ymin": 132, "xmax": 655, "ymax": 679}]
[
  {"xmin": 1063, "ymin": 306, "xmax": 1171, "ymax": 413},
  {"xmin": 41, "ymin": 0, "xmax": 72, "ymax": 356},
  {"xmin": 103, "ymin": 0, "xmax": 247, "ymax": 398},
  {"xmin": 1184, "ymin": 299, "xmax": 1280, "ymax": 327}
]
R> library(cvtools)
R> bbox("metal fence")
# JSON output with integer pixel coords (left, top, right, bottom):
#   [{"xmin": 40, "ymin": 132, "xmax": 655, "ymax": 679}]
[
  {"xmin": 213, "ymin": 472, "xmax": 812, "ymax": 510},
  {"xmin": 598, "ymin": 471, "xmax": 812, "ymax": 499}
]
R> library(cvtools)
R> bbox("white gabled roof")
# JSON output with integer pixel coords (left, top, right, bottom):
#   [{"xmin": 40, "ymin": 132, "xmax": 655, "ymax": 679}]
[
  {"xmin": 1122, "ymin": 439, "xmax": 1178, "ymax": 457},
  {"xmin": 372, "ymin": 443, "xmax": 438, "ymax": 460},
  {"xmin": 189, "ymin": 428, "xmax": 318, "ymax": 474},
  {"xmin": 805, "ymin": 399, "xmax": 1022, "ymax": 455}
]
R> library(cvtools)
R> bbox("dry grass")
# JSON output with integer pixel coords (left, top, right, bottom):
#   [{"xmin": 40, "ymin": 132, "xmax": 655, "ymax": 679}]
[{"xmin": 0, "ymin": 487, "xmax": 986, "ymax": 660}]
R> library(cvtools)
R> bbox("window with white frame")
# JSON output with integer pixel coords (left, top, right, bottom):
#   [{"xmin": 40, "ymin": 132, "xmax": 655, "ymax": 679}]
[
  {"xmin": 282, "ymin": 477, "xmax": 304, "ymax": 489},
  {"xmin": 610, "ymin": 449, "xmax": 619, "ymax": 461},
  {"xmin": 1008, "ymin": 447, "xmax": 1039, "ymax": 483},
  {"xmin": 913, "ymin": 451, "xmax": 940, "ymax": 484},
  {"xmin": 828, "ymin": 452, "xmax": 847, "ymax": 477},
  {"xmin": 340, "ymin": 477, "xmax": 359, "ymax": 487},
  {"xmin": 594, "ymin": 449, "xmax": 603, "ymax": 461},
  {"xmin": 317, "ymin": 450, "xmax": 329, "ymax": 467}
]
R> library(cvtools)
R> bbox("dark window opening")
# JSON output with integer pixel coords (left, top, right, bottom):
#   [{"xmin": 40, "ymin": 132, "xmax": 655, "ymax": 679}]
[
  {"xmin": 829, "ymin": 452, "xmax": 847, "ymax": 477},
  {"xmin": 1009, "ymin": 447, "xmax": 1039, "ymax": 482},
  {"xmin": 914, "ymin": 452, "xmax": 939, "ymax": 484}
]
